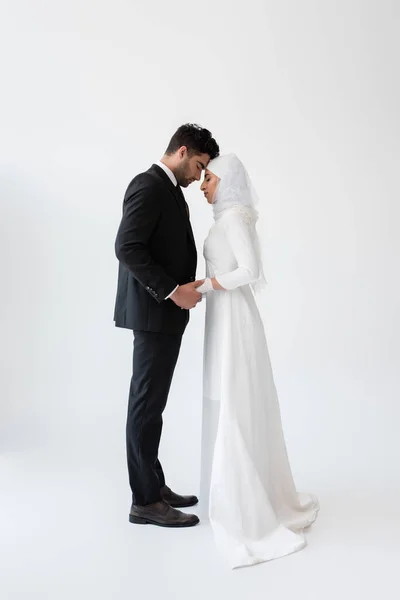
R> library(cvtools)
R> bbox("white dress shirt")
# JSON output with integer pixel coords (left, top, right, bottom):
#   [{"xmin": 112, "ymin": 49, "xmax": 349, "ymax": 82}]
[
  {"xmin": 156, "ymin": 160, "xmax": 177, "ymax": 186},
  {"xmin": 156, "ymin": 161, "xmax": 179, "ymax": 299}
]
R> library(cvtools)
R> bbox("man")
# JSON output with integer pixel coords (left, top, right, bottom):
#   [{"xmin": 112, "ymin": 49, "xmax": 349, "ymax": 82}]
[{"xmin": 114, "ymin": 124, "xmax": 220, "ymax": 527}]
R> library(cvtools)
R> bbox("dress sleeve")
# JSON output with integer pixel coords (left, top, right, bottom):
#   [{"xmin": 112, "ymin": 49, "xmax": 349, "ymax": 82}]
[{"xmin": 215, "ymin": 210, "xmax": 259, "ymax": 290}]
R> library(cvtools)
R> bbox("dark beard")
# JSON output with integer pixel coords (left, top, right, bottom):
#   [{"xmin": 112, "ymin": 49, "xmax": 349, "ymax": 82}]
[{"xmin": 174, "ymin": 163, "xmax": 191, "ymax": 187}]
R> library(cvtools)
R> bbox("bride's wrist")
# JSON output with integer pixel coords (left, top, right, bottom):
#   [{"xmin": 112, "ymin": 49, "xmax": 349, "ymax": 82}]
[
  {"xmin": 211, "ymin": 277, "xmax": 224, "ymax": 291},
  {"xmin": 197, "ymin": 278, "xmax": 214, "ymax": 294}
]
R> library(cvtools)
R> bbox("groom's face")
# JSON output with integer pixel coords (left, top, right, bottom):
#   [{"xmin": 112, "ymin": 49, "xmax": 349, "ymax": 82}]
[{"xmin": 175, "ymin": 149, "xmax": 210, "ymax": 188}]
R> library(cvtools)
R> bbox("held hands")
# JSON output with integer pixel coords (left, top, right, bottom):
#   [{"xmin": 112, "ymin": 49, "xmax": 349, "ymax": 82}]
[
  {"xmin": 196, "ymin": 278, "xmax": 214, "ymax": 294},
  {"xmin": 170, "ymin": 280, "xmax": 205, "ymax": 310},
  {"xmin": 196, "ymin": 277, "xmax": 225, "ymax": 293}
]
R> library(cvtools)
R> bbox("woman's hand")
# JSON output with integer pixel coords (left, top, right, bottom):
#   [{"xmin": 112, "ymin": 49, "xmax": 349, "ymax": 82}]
[
  {"xmin": 197, "ymin": 277, "xmax": 226, "ymax": 293},
  {"xmin": 211, "ymin": 277, "xmax": 225, "ymax": 290}
]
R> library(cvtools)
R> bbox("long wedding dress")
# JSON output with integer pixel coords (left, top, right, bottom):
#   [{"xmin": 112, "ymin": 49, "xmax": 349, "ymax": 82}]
[{"xmin": 198, "ymin": 155, "xmax": 319, "ymax": 569}]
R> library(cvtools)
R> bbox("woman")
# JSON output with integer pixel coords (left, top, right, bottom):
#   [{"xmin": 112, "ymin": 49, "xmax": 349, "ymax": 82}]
[{"xmin": 197, "ymin": 154, "xmax": 319, "ymax": 569}]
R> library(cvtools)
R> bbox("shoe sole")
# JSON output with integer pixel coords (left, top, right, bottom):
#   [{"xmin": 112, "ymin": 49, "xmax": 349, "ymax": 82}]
[{"xmin": 129, "ymin": 514, "xmax": 199, "ymax": 528}]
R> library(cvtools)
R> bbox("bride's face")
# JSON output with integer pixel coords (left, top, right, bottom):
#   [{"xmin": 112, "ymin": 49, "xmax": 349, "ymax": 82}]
[{"xmin": 200, "ymin": 170, "xmax": 219, "ymax": 204}]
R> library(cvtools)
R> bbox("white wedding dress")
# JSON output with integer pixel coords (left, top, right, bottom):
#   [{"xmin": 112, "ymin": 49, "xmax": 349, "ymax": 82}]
[{"xmin": 199, "ymin": 204, "xmax": 319, "ymax": 569}]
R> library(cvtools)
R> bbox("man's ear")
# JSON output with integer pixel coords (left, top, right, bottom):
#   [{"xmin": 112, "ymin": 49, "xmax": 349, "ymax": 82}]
[{"xmin": 178, "ymin": 146, "xmax": 187, "ymax": 160}]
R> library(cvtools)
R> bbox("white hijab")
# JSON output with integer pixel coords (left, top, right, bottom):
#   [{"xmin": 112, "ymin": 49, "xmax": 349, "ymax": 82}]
[{"xmin": 207, "ymin": 153, "xmax": 267, "ymax": 292}]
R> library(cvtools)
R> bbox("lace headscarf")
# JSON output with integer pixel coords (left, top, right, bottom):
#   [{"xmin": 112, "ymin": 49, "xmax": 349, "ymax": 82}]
[{"xmin": 207, "ymin": 153, "xmax": 267, "ymax": 292}]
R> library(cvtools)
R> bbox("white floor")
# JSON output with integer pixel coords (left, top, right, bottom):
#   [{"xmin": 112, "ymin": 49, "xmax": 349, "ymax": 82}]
[{"xmin": 1, "ymin": 451, "xmax": 399, "ymax": 600}]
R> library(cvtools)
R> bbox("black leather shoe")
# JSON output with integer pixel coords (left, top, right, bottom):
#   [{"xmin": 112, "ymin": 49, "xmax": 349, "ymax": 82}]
[
  {"xmin": 129, "ymin": 500, "xmax": 199, "ymax": 528},
  {"xmin": 160, "ymin": 485, "xmax": 199, "ymax": 508}
]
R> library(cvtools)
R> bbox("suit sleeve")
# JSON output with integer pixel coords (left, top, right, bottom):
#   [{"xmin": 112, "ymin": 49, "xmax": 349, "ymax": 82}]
[
  {"xmin": 115, "ymin": 177, "xmax": 178, "ymax": 303},
  {"xmin": 215, "ymin": 212, "xmax": 259, "ymax": 290}
]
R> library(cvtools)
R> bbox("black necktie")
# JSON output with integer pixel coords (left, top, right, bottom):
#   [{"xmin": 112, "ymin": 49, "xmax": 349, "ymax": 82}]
[{"xmin": 176, "ymin": 184, "xmax": 190, "ymax": 218}]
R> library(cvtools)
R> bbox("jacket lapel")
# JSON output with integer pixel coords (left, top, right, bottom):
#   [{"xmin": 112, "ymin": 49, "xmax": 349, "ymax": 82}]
[
  {"xmin": 175, "ymin": 184, "xmax": 196, "ymax": 246},
  {"xmin": 150, "ymin": 165, "xmax": 196, "ymax": 247}
]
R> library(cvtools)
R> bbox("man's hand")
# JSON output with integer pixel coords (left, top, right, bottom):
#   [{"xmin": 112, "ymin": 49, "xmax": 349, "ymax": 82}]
[{"xmin": 170, "ymin": 280, "xmax": 204, "ymax": 310}]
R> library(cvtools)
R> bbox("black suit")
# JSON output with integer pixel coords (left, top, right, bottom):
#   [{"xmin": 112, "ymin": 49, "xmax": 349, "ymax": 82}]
[{"xmin": 114, "ymin": 164, "xmax": 197, "ymax": 505}]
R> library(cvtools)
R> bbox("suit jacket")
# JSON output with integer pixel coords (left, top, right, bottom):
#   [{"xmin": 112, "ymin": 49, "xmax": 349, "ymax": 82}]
[{"xmin": 114, "ymin": 164, "xmax": 197, "ymax": 334}]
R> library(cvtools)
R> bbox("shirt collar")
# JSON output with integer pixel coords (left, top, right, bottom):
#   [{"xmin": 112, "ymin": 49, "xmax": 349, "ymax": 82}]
[{"xmin": 156, "ymin": 160, "xmax": 177, "ymax": 186}]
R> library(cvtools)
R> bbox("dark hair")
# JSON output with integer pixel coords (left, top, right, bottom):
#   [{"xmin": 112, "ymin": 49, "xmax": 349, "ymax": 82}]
[{"xmin": 165, "ymin": 123, "xmax": 219, "ymax": 159}]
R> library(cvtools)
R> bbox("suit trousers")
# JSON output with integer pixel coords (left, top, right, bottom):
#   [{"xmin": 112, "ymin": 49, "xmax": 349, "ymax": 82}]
[{"xmin": 127, "ymin": 330, "xmax": 182, "ymax": 505}]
